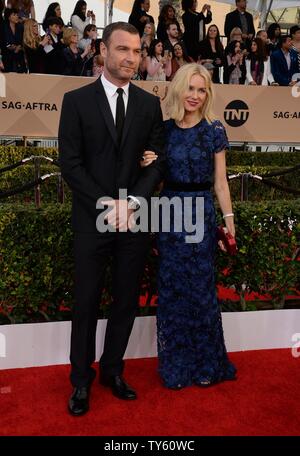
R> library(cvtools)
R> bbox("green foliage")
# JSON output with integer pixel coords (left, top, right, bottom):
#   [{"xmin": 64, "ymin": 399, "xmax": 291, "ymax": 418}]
[
  {"xmin": 226, "ymin": 165, "xmax": 299, "ymax": 201},
  {"xmin": 1, "ymin": 147, "xmax": 299, "ymax": 203},
  {"xmin": 0, "ymin": 165, "xmax": 70, "ymax": 204},
  {"xmin": 216, "ymin": 200, "xmax": 300, "ymax": 310},
  {"xmin": 0, "ymin": 201, "xmax": 299, "ymax": 323},
  {"xmin": 226, "ymin": 150, "xmax": 300, "ymax": 167},
  {"xmin": 0, "ymin": 146, "xmax": 299, "ymax": 322},
  {"xmin": 0, "ymin": 146, "xmax": 58, "ymax": 164},
  {"xmin": 0, "ymin": 204, "xmax": 73, "ymax": 323}
]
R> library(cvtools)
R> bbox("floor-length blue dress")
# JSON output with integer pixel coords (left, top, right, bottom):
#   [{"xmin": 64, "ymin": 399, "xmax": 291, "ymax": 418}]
[{"xmin": 157, "ymin": 118, "xmax": 237, "ymax": 389}]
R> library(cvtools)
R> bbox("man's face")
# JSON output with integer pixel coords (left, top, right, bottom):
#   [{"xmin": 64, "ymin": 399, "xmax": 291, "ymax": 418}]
[
  {"xmin": 101, "ymin": 30, "xmax": 141, "ymax": 82},
  {"xmin": 168, "ymin": 24, "xmax": 179, "ymax": 40},
  {"xmin": 293, "ymin": 30, "xmax": 300, "ymax": 40},
  {"xmin": 237, "ymin": 0, "xmax": 247, "ymax": 10},
  {"xmin": 283, "ymin": 37, "xmax": 292, "ymax": 50},
  {"xmin": 49, "ymin": 24, "xmax": 60, "ymax": 35},
  {"xmin": 258, "ymin": 31, "xmax": 267, "ymax": 42}
]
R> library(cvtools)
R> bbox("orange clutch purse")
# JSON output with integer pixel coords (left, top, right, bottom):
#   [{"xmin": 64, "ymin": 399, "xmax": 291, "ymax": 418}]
[{"xmin": 216, "ymin": 226, "xmax": 237, "ymax": 256}]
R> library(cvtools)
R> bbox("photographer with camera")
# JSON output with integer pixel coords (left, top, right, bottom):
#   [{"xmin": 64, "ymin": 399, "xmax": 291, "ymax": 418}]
[
  {"xmin": 71, "ymin": 0, "xmax": 96, "ymax": 41},
  {"xmin": 129, "ymin": 0, "xmax": 155, "ymax": 38},
  {"xmin": 181, "ymin": 1, "xmax": 212, "ymax": 62}
]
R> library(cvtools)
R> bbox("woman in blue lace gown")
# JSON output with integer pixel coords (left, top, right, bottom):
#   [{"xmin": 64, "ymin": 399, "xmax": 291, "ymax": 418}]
[{"xmin": 142, "ymin": 63, "xmax": 236, "ymax": 389}]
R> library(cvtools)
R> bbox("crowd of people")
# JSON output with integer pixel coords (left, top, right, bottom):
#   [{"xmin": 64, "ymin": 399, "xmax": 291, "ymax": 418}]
[
  {"xmin": 129, "ymin": 0, "xmax": 300, "ymax": 86},
  {"xmin": 0, "ymin": 0, "xmax": 300, "ymax": 83},
  {"xmin": 0, "ymin": 1, "xmax": 103, "ymax": 76}
]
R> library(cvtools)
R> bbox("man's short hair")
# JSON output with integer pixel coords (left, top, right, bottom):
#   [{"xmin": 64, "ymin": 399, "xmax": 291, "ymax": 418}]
[
  {"xmin": 4, "ymin": 7, "xmax": 18, "ymax": 22},
  {"xmin": 167, "ymin": 21, "xmax": 178, "ymax": 30},
  {"xmin": 46, "ymin": 17, "xmax": 63, "ymax": 28},
  {"xmin": 102, "ymin": 22, "xmax": 139, "ymax": 47},
  {"xmin": 290, "ymin": 25, "xmax": 300, "ymax": 37},
  {"xmin": 279, "ymin": 34, "xmax": 292, "ymax": 47}
]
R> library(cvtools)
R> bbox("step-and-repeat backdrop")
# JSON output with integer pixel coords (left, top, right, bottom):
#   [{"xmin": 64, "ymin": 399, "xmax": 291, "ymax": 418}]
[{"xmin": 0, "ymin": 73, "xmax": 299, "ymax": 142}]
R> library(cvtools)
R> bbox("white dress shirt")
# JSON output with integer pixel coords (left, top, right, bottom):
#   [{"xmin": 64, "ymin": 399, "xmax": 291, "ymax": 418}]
[
  {"xmin": 100, "ymin": 74, "xmax": 140, "ymax": 208},
  {"xmin": 282, "ymin": 49, "xmax": 291, "ymax": 71},
  {"xmin": 101, "ymin": 73, "xmax": 129, "ymax": 123}
]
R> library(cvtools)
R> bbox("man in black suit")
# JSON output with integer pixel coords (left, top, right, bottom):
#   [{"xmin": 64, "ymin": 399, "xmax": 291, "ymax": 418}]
[
  {"xmin": 224, "ymin": 0, "xmax": 255, "ymax": 48},
  {"xmin": 58, "ymin": 22, "xmax": 165, "ymax": 416}
]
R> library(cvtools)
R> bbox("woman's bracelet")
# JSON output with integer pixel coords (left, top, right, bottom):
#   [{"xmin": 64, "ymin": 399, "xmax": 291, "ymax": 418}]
[{"xmin": 223, "ymin": 213, "xmax": 234, "ymax": 219}]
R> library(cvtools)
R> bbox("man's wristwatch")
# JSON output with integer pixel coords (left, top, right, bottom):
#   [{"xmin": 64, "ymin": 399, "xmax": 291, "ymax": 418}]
[{"xmin": 127, "ymin": 196, "xmax": 140, "ymax": 210}]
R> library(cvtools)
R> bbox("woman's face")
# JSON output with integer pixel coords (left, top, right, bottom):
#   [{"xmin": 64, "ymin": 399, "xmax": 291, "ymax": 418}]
[
  {"xmin": 251, "ymin": 41, "xmax": 257, "ymax": 53},
  {"xmin": 9, "ymin": 12, "xmax": 19, "ymax": 23},
  {"xmin": 167, "ymin": 7, "xmax": 175, "ymax": 19},
  {"xmin": 71, "ymin": 32, "xmax": 78, "ymax": 45},
  {"xmin": 208, "ymin": 27, "xmax": 218, "ymax": 39},
  {"xmin": 32, "ymin": 22, "xmax": 39, "ymax": 36},
  {"xmin": 88, "ymin": 28, "xmax": 97, "ymax": 39},
  {"xmin": 235, "ymin": 42, "xmax": 241, "ymax": 53},
  {"xmin": 82, "ymin": 4, "xmax": 87, "ymax": 14},
  {"xmin": 142, "ymin": 0, "xmax": 150, "ymax": 12},
  {"xmin": 174, "ymin": 44, "xmax": 183, "ymax": 58},
  {"xmin": 192, "ymin": 1, "xmax": 198, "ymax": 12},
  {"xmin": 55, "ymin": 5, "xmax": 61, "ymax": 17},
  {"xmin": 232, "ymin": 32, "xmax": 242, "ymax": 41},
  {"xmin": 144, "ymin": 23, "xmax": 152, "ymax": 35},
  {"xmin": 183, "ymin": 74, "xmax": 207, "ymax": 114},
  {"xmin": 155, "ymin": 42, "xmax": 163, "ymax": 55},
  {"xmin": 275, "ymin": 27, "xmax": 281, "ymax": 37}
]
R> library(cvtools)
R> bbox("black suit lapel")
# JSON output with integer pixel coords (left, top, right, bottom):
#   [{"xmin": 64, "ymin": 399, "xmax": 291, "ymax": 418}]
[
  {"xmin": 120, "ymin": 83, "xmax": 139, "ymax": 149},
  {"xmin": 94, "ymin": 78, "xmax": 118, "ymax": 147}
]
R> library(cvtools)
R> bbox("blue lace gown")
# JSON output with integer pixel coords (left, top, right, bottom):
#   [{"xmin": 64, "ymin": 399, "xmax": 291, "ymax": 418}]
[{"xmin": 157, "ymin": 118, "xmax": 237, "ymax": 389}]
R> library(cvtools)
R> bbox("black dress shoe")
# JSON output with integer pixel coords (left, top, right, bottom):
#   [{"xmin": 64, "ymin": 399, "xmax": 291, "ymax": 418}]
[
  {"xmin": 100, "ymin": 375, "xmax": 137, "ymax": 400},
  {"xmin": 68, "ymin": 386, "xmax": 90, "ymax": 416}
]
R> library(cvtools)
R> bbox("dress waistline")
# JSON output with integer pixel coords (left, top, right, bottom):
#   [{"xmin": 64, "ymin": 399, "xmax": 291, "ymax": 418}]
[{"xmin": 164, "ymin": 181, "xmax": 212, "ymax": 192}]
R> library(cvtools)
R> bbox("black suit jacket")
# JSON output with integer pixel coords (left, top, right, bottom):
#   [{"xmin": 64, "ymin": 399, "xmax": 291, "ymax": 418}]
[
  {"xmin": 224, "ymin": 9, "xmax": 255, "ymax": 40},
  {"xmin": 58, "ymin": 78, "xmax": 166, "ymax": 232}
]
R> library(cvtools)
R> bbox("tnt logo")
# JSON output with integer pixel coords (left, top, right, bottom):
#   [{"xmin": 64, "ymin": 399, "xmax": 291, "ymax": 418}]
[
  {"xmin": 0, "ymin": 72, "xmax": 6, "ymax": 97},
  {"xmin": 224, "ymin": 100, "xmax": 250, "ymax": 127},
  {"xmin": 0, "ymin": 332, "xmax": 6, "ymax": 358}
]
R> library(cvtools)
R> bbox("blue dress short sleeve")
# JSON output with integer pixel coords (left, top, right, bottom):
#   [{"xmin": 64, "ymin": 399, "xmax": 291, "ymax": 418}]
[
  {"xmin": 157, "ymin": 119, "xmax": 236, "ymax": 389},
  {"xmin": 212, "ymin": 120, "xmax": 229, "ymax": 154}
]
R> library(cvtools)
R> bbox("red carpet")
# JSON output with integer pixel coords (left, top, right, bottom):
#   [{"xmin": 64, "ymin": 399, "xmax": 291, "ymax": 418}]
[{"xmin": 1, "ymin": 349, "xmax": 300, "ymax": 436}]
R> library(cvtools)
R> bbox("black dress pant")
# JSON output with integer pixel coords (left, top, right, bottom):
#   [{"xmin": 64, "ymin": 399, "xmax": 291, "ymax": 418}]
[{"xmin": 70, "ymin": 231, "xmax": 149, "ymax": 387}]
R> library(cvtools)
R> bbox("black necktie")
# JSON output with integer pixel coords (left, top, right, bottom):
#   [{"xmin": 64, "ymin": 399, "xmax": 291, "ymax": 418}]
[{"xmin": 116, "ymin": 88, "xmax": 125, "ymax": 145}]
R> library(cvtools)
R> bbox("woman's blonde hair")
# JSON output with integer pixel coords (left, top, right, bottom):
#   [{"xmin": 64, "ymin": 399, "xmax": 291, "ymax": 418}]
[
  {"xmin": 63, "ymin": 27, "xmax": 78, "ymax": 46},
  {"xmin": 230, "ymin": 27, "xmax": 242, "ymax": 42},
  {"xmin": 23, "ymin": 19, "xmax": 40, "ymax": 49},
  {"xmin": 166, "ymin": 63, "xmax": 215, "ymax": 124},
  {"xmin": 144, "ymin": 22, "xmax": 155, "ymax": 39}
]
